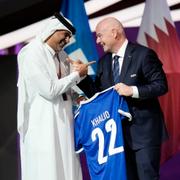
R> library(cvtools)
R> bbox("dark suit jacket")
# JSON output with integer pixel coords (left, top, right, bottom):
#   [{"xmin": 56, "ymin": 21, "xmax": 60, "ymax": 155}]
[{"xmin": 78, "ymin": 42, "xmax": 168, "ymax": 150}]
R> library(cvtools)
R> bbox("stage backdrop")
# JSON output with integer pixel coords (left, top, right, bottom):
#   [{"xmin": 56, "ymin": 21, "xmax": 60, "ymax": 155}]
[{"xmin": 0, "ymin": 55, "xmax": 18, "ymax": 180}]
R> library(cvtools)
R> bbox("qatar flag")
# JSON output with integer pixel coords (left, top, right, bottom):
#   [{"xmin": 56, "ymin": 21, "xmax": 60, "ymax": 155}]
[
  {"xmin": 137, "ymin": 0, "xmax": 180, "ymax": 73},
  {"xmin": 137, "ymin": 0, "xmax": 180, "ymax": 163}
]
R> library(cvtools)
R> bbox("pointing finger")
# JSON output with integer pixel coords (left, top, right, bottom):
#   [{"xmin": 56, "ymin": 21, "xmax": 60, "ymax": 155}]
[{"xmin": 86, "ymin": 61, "xmax": 96, "ymax": 66}]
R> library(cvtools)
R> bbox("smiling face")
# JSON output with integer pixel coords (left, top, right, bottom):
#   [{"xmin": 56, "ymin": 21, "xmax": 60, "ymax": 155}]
[
  {"xmin": 95, "ymin": 17, "xmax": 126, "ymax": 53},
  {"xmin": 96, "ymin": 25, "xmax": 115, "ymax": 53},
  {"xmin": 46, "ymin": 30, "xmax": 72, "ymax": 52}
]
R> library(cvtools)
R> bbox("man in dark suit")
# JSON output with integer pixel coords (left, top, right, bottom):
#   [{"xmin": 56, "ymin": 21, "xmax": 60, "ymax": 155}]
[{"xmin": 77, "ymin": 17, "xmax": 168, "ymax": 180}]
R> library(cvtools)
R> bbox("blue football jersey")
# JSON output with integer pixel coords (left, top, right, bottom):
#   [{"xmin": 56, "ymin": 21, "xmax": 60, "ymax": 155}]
[{"xmin": 74, "ymin": 87, "xmax": 131, "ymax": 180}]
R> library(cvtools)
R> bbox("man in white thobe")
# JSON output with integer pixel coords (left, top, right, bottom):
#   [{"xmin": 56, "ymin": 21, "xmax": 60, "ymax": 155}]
[{"xmin": 17, "ymin": 13, "xmax": 88, "ymax": 180}]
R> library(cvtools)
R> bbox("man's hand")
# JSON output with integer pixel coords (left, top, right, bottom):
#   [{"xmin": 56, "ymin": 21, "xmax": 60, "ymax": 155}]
[
  {"xmin": 114, "ymin": 83, "xmax": 133, "ymax": 97},
  {"xmin": 75, "ymin": 95, "xmax": 87, "ymax": 105},
  {"xmin": 67, "ymin": 57, "xmax": 96, "ymax": 77}
]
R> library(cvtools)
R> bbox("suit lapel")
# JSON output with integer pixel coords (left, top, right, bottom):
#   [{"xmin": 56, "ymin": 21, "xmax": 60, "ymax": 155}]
[
  {"xmin": 120, "ymin": 42, "xmax": 135, "ymax": 82},
  {"xmin": 106, "ymin": 53, "xmax": 113, "ymax": 81},
  {"xmin": 102, "ymin": 53, "xmax": 114, "ymax": 84}
]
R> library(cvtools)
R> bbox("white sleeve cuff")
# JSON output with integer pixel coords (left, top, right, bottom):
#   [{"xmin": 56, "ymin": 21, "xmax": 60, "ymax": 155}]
[
  {"xmin": 70, "ymin": 71, "xmax": 81, "ymax": 84},
  {"xmin": 132, "ymin": 86, "xmax": 139, "ymax": 98}
]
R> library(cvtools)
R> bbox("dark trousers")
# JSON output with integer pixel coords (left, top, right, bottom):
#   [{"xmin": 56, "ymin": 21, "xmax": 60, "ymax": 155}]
[{"xmin": 124, "ymin": 144, "xmax": 161, "ymax": 180}]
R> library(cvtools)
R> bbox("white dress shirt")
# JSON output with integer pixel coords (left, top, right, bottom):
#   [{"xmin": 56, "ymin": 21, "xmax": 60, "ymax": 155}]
[{"xmin": 112, "ymin": 39, "xmax": 139, "ymax": 98}]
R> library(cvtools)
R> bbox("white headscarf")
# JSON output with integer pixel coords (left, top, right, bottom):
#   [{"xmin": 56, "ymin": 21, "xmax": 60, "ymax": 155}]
[{"xmin": 38, "ymin": 14, "xmax": 74, "ymax": 42}]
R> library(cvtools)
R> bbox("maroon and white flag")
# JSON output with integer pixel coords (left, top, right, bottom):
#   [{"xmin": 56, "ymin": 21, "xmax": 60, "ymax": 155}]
[
  {"xmin": 137, "ymin": 0, "xmax": 180, "ymax": 163},
  {"xmin": 137, "ymin": 0, "xmax": 180, "ymax": 73}
]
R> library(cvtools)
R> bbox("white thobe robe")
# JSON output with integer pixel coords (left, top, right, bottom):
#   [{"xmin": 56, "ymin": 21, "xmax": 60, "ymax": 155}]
[{"xmin": 17, "ymin": 38, "xmax": 82, "ymax": 180}]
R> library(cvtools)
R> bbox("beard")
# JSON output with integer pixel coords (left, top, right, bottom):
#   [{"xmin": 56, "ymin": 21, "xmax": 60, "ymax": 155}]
[
  {"xmin": 55, "ymin": 40, "xmax": 66, "ymax": 52},
  {"xmin": 59, "ymin": 39, "xmax": 66, "ymax": 48}
]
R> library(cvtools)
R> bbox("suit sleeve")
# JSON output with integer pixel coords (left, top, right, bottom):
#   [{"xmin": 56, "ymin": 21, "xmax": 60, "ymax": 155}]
[
  {"xmin": 138, "ymin": 49, "xmax": 168, "ymax": 99},
  {"xmin": 77, "ymin": 60, "xmax": 103, "ymax": 98}
]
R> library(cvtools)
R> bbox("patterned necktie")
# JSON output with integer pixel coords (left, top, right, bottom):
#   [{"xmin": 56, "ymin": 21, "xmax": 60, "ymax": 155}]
[{"xmin": 113, "ymin": 55, "xmax": 120, "ymax": 84}]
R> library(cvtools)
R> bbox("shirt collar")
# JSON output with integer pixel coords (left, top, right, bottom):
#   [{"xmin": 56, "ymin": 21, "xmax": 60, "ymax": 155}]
[
  {"xmin": 113, "ymin": 39, "xmax": 128, "ymax": 58},
  {"xmin": 44, "ymin": 43, "xmax": 56, "ymax": 57}
]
